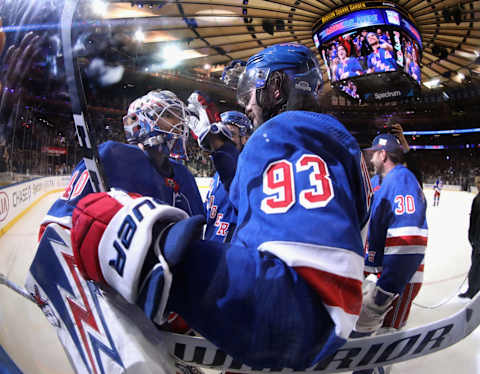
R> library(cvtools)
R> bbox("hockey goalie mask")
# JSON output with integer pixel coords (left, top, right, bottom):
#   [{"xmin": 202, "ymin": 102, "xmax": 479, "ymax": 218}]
[
  {"xmin": 237, "ymin": 43, "xmax": 323, "ymax": 118},
  {"xmin": 124, "ymin": 90, "xmax": 189, "ymax": 159},
  {"xmin": 123, "ymin": 97, "xmax": 145, "ymax": 144}
]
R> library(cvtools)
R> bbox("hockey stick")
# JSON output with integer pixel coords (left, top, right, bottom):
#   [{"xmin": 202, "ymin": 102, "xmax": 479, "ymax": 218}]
[
  {"xmin": 8, "ymin": 253, "xmax": 480, "ymax": 374},
  {"xmin": 158, "ymin": 292, "xmax": 480, "ymax": 373},
  {"xmin": 61, "ymin": 0, "xmax": 108, "ymax": 193},
  {"xmin": 0, "ymin": 272, "xmax": 35, "ymax": 302}
]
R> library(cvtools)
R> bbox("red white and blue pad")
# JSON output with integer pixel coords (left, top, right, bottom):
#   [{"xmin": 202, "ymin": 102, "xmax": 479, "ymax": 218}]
[{"xmin": 25, "ymin": 223, "xmax": 177, "ymax": 374}]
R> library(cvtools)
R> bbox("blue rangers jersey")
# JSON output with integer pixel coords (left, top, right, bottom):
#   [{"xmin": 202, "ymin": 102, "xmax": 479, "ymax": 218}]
[
  {"xmin": 204, "ymin": 142, "xmax": 240, "ymax": 242},
  {"xmin": 408, "ymin": 61, "xmax": 421, "ymax": 82},
  {"xmin": 367, "ymin": 47, "xmax": 397, "ymax": 72},
  {"xmin": 168, "ymin": 111, "xmax": 372, "ymax": 369},
  {"xmin": 365, "ymin": 165, "xmax": 428, "ymax": 294},
  {"xmin": 433, "ymin": 178, "xmax": 443, "ymax": 193},
  {"xmin": 335, "ymin": 57, "xmax": 363, "ymax": 80},
  {"xmin": 41, "ymin": 141, "xmax": 205, "ymax": 232}
]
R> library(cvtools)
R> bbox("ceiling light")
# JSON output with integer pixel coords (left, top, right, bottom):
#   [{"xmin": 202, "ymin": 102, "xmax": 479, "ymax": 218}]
[
  {"xmin": 91, "ymin": 0, "xmax": 108, "ymax": 16},
  {"xmin": 162, "ymin": 44, "xmax": 183, "ymax": 59},
  {"xmin": 134, "ymin": 29, "xmax": 145, "ymax": 42},
  {"xmin": 159, "ymin": 44, "xmax": 185, "ymax": 68},
  {"xmin": 194, "ymin": 9, "xmax": 240, "ymax": 24},
  {"xmin": 424, "ymin": 78, "xmax": 440, "ymax": 89},
  {"xmin": 204, "ymin": 64, "xmax": 211, "ymax": 70}
]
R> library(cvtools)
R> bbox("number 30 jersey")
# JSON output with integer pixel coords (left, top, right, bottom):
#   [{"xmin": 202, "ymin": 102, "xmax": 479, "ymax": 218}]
[
  {"xmin": 365, "ymin": 165, "xmax": 428, "ymax": 294},
  {"xmin": 229, "ymin": 110, "xmax": 372, "ymax": 356}
]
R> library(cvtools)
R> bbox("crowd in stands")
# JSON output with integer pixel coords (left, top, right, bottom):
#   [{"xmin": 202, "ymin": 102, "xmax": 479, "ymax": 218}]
[
  {"xmin": 0, "ymin": 83, "xmax": 477, "ymax": 188},
  {"xmin": 410, "ymin": 149, "xmax": 480, "ymax": 190}
]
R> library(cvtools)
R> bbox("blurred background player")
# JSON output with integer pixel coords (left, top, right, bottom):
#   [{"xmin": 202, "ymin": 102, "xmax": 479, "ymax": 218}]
[
  {"xmin": 433, "ymin": 176, "xmax": 443, "ymax": 206},
  {"xmin": 187, "ymin": 93, "xmax": 253, "ymax": 242},
  {"xmin": 353, "ymin": 133, "xmax": 428, "ymax": 374},
  {"xmin": 70, "ymin": 43, "xmax": 372, "ymax": 370},
  {"xmin": 221, "ymin": 60, "xmax": 246, "ymax": 89},
  {"xmin": 459, "ymin": 176, "xmax": 480, "ymax": 299}
]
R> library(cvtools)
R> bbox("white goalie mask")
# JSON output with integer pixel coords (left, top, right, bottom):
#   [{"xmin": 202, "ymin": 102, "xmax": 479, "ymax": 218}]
[{"xmin": 123, "ymin": 90, "xmax": 190, "ymax": 159}]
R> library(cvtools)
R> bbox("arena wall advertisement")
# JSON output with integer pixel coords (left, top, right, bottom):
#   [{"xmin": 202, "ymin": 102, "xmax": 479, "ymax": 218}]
[
  {"xmin": 0, "ymin": 176, "xmax": 70, "ymax": 237},
  {"xmin": 0, "ymin": 176, "xmax": 212, "ymax": 238}
]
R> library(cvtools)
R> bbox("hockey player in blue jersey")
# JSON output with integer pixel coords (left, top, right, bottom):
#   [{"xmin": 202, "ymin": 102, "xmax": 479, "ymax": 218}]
[
  {"xmin": 352, "ymin": 133, "xmax": 428, "ymax": 374},
  {"xmin": 69, "ymin": 43, "xmax": 372, "ymax": 370},
  {"xmin": 187, "ymin": 94, "xmax": 253, "ymax": 242},
  {"xmin": 433, "ymin": 177, "xmax": 443, "ymax": 206},
  {"xmin": 40, "ymin": 88, "xmax": 204, "ymax": 239}
]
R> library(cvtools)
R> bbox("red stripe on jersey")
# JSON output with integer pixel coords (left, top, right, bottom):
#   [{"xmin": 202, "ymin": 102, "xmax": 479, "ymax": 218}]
[
  {"xmin": 385, "ymin": 235, "xmax": 428, "ymax": 247},
  {"xmin": 418, "ymin": 264, "xmax": 424, "ymax": 272},
  {"xmin": 295, "ymin": 266, "xmax": 362, "ymax": 315},
  {"xmin": 383, "ymin": 282, "xmax": 422, "ymax": 329}
]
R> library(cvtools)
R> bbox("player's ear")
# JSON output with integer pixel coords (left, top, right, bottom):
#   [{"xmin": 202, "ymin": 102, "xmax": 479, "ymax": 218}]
[
  {"xmin": 381, "ymin": 149, "xmax": 388, "ymax": 162},
  {"xmin": 268, "ymin": 71, "xmax": 288, "ymax": 107}
]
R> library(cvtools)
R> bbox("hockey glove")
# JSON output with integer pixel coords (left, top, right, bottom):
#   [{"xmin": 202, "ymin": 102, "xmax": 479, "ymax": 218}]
[
  {"xmin": 354, "ymin": 281, "xmax": 398, "ymax": 333},
  {"xmin": 71, "ymin": 190, "xmax": 205, "ymax": 324},
  {"xmin": 187, "ymin": 91, "xmax": 230, "ymax": 151}
]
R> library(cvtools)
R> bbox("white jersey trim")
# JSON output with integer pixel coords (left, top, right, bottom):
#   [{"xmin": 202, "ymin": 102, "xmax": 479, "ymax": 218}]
[
  {"xmin": 365, "ymin": 265, "xmax": 382, "ymax": 274},
  {"xmin": 258, "ymin": 241, "xmax": 364, "ymax": 282},
  {"xmin": 325, "ymin": 304, "xmax": 359, "ymax": 340},
  {"xmin": 384, "ymin": 245, "xmax": 426, "ymax": 255},
  {"xmin": 409, "ymin": 271, "xmax": 424, "ymax": 283},
  {"xmin": 386, "ymin": 226, "xmax": 428, "ymax": 238},
  {"xmin": 41, "ymin": 215, "xmax": 73, "ymax": 229}
]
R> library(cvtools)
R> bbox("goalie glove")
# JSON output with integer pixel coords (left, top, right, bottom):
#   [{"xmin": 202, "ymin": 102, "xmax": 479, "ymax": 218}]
[
  {"xmin": 354, "ymin": 281, "xmax": 398, "ymax": 333},
  {"xmin": 71, "ymin": 190, "xmax": 205, "ymax": 324}
]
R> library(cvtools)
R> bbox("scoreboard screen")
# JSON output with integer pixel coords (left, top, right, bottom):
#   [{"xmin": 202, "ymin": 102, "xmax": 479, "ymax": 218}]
[{"xmin": 312, "ymin": 2, "xmax": 422, "ymax": 102}]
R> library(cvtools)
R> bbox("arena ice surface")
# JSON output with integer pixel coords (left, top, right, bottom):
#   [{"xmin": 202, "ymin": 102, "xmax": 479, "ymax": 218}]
[{"xmin": 0, "ymin": 187, "xmax": 478, "ymax": 373}]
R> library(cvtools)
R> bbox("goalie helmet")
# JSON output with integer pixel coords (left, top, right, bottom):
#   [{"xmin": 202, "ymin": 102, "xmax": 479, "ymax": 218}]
[
  {"xmin": 236, "ymin": 43, "xmax": 323, "ymax": 115},
  {"xmin": 123, "ymin": 90, "xmax": 190, "ymax": 159}
]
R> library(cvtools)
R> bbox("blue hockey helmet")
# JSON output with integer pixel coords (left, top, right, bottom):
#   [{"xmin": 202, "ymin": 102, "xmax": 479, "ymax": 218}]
[
  {"xmin": 236, "ymin": 43, "xmax": 323, "ymax": 108},
  {"xmin": 220, "ymin": 111, "xmax": 253, "ymax": 136},
  {"xmin": 221, "ymin": 60, "xmax": 247, "ymax": 89}
]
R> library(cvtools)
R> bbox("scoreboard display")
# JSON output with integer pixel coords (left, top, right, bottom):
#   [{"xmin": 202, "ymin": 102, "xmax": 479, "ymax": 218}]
[{"xmin": 312, "ymin": 2, "xmax": 422, "ymax": 102}]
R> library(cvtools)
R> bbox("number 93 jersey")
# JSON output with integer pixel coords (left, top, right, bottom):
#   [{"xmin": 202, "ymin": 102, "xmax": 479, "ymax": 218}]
[
  {"xmin": 229, "ymin": 111, "xmax": 372, "ymax": 335},
  {"xmin": 230, "ymin": 111, "xmax": 371, "ymax": 254}
]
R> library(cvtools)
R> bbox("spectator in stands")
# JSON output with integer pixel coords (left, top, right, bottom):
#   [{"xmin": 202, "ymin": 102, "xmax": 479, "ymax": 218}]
[
  {"xmin": 334, "ymin": 44, "xmax": 363, "ymax": 81},
  {"xmin": 366, "ymin": 32, "xmax": 396, "ymax": 73}
]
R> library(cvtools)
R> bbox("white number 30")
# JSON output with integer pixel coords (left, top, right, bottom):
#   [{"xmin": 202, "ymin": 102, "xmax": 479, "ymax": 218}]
[
  {"xmin": 394, "ymin": 195, "xmax": 416, "ymax": 215},
  {"xmin": 261, "ymin": 154, "xmax": 334, "ymax": 214}
]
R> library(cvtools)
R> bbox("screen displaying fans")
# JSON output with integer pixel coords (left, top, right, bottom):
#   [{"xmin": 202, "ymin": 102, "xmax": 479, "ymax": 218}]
[{"xmin": 313, "ymin": 3, "xmax": 422, "ymax": 101}]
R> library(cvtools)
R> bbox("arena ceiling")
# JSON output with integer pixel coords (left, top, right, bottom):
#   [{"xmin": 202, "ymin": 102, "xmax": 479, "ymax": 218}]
[{"xmin": 96, "ymin": 0, "xmax": 480, "ymax": 92}]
